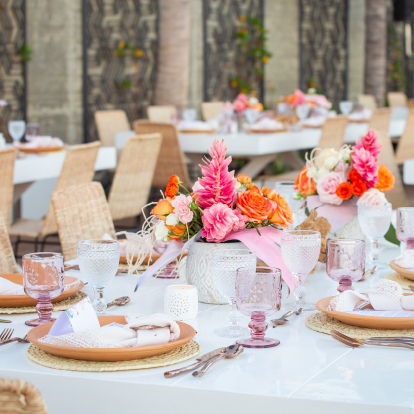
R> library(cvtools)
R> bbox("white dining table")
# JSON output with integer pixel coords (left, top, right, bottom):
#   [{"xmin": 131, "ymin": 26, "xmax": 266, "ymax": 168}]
[
  {"xmin": 1, "ymin": 243, "xmax": 413, "ymax": 414},
  {"xmin": 116, "ymin": 107, "xmax": 408, "ymax": 178}
]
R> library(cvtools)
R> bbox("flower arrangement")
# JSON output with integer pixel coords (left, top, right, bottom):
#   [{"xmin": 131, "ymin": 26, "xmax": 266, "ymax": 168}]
[
  {"xmin": 151, "ymin": 139, "xmax": 293, "ymax": 243},
  {"xmin": 294, "ymin": 129, "xmax": 395, "ymax": 206},
  {"xmin": 232, "ymin": 93, "xmax": 263, "ymax": 114},
  {"xmin": 283, "ymin": 89, "xmax": 331, "ymax": 110}
]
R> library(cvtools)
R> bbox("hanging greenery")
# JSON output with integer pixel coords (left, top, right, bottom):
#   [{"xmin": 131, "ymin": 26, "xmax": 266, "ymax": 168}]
[{"xmin": 114, "ymin": 41, "xmax": 145, "ymax": 90}]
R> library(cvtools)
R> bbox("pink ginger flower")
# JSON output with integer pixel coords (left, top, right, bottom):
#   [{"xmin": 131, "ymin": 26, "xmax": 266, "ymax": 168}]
[
  {"xmin": 354, "ymin": 129, "xmax": 382, "ymax": 161},
  {"xmin": 232, "ymin": 208, "xmax": 248, "ymax": 231},
  {"xmin": 201, "ymin": 203, "xmax": 239, "ymax": 242},
  {"xmin": 351, "ymin": 147, "xmax": 379, "ymax": 188},
  {"xmin": 194, "ymin": 139, "xmax": 236, "ymax": 209}
]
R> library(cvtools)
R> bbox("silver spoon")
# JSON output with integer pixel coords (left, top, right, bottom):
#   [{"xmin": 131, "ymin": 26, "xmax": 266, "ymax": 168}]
[
  {"xmin": 358, "ymin": 266, "xmax": 379, "ymax": 282},
  {"xmin": 271, "ymin": 308, "xmax": 304, "ymax": 328},
  {"xmin": 106, "ymin": 296, "xmax": 130, "ymax": 308}
]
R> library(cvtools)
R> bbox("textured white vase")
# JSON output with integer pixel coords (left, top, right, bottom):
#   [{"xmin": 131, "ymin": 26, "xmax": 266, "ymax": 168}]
[{"xmin": 185, "ymin": 241, "xmax": 248, "ymax": 304}]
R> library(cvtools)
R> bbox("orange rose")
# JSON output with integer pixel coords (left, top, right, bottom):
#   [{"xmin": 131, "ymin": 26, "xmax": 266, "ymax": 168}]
[
  {"xmin": 166, "ymin": 223, "xmax": 186, "ymax": 240},
  {"xmin": 262, "ymin": 185, "xmax": 276, "ymax": 200},
  {"xmin": 151, "ymin": 199, "xmax": 173, "ymax": 221},
  {"xmin": 294, "ymin": 167, "xmax": 317, "ymax": 196},
  {"xmin": 348, "ymin": 169, "xmax": 361, "ymax": 183},
  {"xmin": 336, "ymin": 182, "xmax": 353, "ymax": 200},
  {"xmin": 237, "ymin": 174, "xmax": 251, "ymax": 184},
  {"xmin": 352, "ymin": 180, "xmax": 367, "ymax": 197},
  {"xmin": 169, "ymin": 175, "xmax": 179, "ymax": 185},
  {"xmin": 165, "ymin": 183, "xmax": 178, "ymax": 198},
  {"xmin": 268, "ymin": 194, "xmax": 294, "ymax": 229},
  {"xmin": 237, "ymin": 190, "xmax": 273, "ymax": 223},
  {"xmin": 375, "ymin": 165, "xmax": 395, "ymax": 192},
  {"xmin": 245, "ymin": 182, "xmax": 260, "ymax": 192}
]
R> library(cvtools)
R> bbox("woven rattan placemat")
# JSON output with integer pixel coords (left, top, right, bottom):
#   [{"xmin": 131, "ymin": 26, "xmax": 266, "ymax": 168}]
[
  {"xmin": 26, "ymin": 340, "xmax": 200, "ymax": 372},
  {"xmin": 385, "ymin": 272, "xmax": 413, "ymax": 291},
  {"xmin": 305, "ymin": 312, "xmax": 414, "ymax": 340},
  {"xmin": 0, "ymin": 292, "xmax": 88, "ymax": 315}
]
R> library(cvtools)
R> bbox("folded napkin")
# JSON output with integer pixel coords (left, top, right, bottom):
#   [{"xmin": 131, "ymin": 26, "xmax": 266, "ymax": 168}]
[
  {"xmin": 328, "ymin": 279, "xmax": 414, "ymax": 312},
  {"xmin": 22, "ymin": 136, "xmax": 64, "ymax": 148},
  {"xmin": 0, "ymin": 277, "xmax": 80, "ymax": 296},
  {"xmin": 394, "ymin": 249, "xmax": 414, "ymax": 270},
  {"xmin": 348, "ymin": 109, "xmax": 372, "ymax": 122},
  {"xmin": 177, "ymin": 120, "xmax": 214, "ymax": 131},
  {"xmin": 39, "ymin": 313, "xmax": 180, "ymax": 348},
  {"xmin": 301, "ymin": 116, "xmax": 326, "ymax": 127},
  {"xmin": 249, "ymin": 118, "xmax": 284, "ymax": 131}
]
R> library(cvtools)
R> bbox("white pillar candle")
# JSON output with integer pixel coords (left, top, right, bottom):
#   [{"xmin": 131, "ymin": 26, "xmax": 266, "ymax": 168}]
[{"xmin": 164, "ymin": 285, "xmax": 198, "ymax": 321}]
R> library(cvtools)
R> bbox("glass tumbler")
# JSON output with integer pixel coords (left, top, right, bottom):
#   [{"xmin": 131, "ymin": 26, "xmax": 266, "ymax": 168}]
[
  {"xmin": 281, "ymin": 230, "xmax": 321, "ymax": 311},
  {"xmin": 396, "ymin": 207, "xmax": 414, "ymax": 248},
  {"xmin": 23, "ymin": 252, "xmax": 65, "ymax": 326},
  {"xmin": 236, "ymin": 266, "xmax": 282, "ymax": 348},
  {"xmin": 78, "ymin": 240, "xmax": 120, "ymax": 315},
  {"xmin": 358, "ymin": 203, "xmax": 392, "ymax": 269},
  {"xmin": 211, "ymin": 249, "xmax": 256, "ymax": 338},
  {"xmin": 326, "ymin": 239, "xmax": 365, "ymax": 292}
]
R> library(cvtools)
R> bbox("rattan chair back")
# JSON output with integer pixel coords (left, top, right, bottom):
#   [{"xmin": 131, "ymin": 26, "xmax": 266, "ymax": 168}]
[
  {"xmin": 94, "ymin": 110, "xmax": 130, "ymax": 147},
  {"xmin": 147, "ymin": 105, "xmax": 177, "ymax": 123},
  {"xmin": 358, "ymin": 94, "xmax": 377, "ymax": 111},
  {"xmin": 52, "ymin": 182, "xmax": 116, "ymax": 261},
  {"xmin": 108, "ymin": 133, "xmax": 162, "ymax": 221},
  {"xmin": 0, "ymin": 148, "xmax": 15, "ymax": 231},
  {"xmin": 201, "ymin": 102, "xmax": 224, "ymax": 121},
  {"xmin": 396, "ymin": 107, "xmax": 414, "ymax": 165},
  {"xmin": 387, "ymin": 92, "xmax": 408, "ymax": 107},
  {"xmin": 0, "ymin": 212, "xmax": 18, "ymax": 274},
  {"xmin": 132, "ymin": 120, "xmax": 191, "ymax": 188},
  {"xmin": 318, "ymin": 115, "xmax": 349, "ymax": 150}
]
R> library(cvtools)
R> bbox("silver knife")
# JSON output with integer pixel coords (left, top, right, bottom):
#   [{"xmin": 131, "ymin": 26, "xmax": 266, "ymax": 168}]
[{"xmin": 164, "ymin": 347, "xmax": 224, "ymax": 378}]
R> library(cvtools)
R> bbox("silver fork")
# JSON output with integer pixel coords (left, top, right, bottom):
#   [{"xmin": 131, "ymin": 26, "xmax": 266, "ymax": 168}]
[{"xmin": 0, "ymin": 328, "xmax": 13, "ymax": 341}]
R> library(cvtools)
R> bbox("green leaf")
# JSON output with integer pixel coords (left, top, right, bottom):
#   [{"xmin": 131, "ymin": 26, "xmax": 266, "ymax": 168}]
[{"xmin": 384, "ymin": 223, "xmax": 400, "ymax": 246}]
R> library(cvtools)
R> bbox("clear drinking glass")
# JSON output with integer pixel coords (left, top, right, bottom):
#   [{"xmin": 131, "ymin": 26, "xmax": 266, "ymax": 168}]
[
  {"xmin": 326, "ymin": 239, "xmax": 365, "ymax": 292},
  {"xmin": 183, "ymin": 108, "xmax": 197, "ymax": 122},
  {"xmin": 281, "ymin": 230, "xmax": 321, "ymax": 311},
  {"xmin": 396, "ymin": 207, "xmax": 414, "ymax": 249},
  {"xmin": 236, "ymin": 266, "xmax": 282, "ymax": 348},
  {"xmin": 296, "ymin": 103, "xmax": 310, "ymax": 121},
  {"xmin": 244, "ymin": 108, "xmax": 261, "ymax": 125},
  {"xmin": 26, "ymin": 123, "xmax": 40, "ymax": 141},
  {"xmin": 23, "ymin": 252, "xmax": 65, "ymax": 326},
  {"xmin": 358, "ymin": 203, "xmax": 392, "ymax": 269},
  {"xmin": 78, "ymin": 240, "xmax": 120, "ymax": 315},
  {"xmin": 211, "ymin": 249, "xmax": 256, "ymax": 338},
  {"xmin": 8, "ymin": 120, "xmax": 26, "ymax": 144},
  {"xmin": 339, "ymin": 101, "xmax": 353, "ymax": 115}
]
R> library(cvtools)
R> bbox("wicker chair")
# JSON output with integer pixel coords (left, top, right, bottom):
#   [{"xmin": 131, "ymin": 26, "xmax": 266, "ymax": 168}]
[
  {"xmin": 0, "ymin": 148, "xmax": 16, "ymax": 231},
  {"xmin": 52, "ymin": 182, "xmax": 116, "ymax": 261},
  {"xmin": 147, "ymin": 105, "xmax": 177, "ymax": 123},
  {"xmin": 0, "ymin": 378, "xmax": 47, "ymax": 414},
  {"xmin": 358, "ymin": 94, "xmax": 377, "ymax": 111},
  {"xmin": 258, "ymin": 115, "xmax": 349, "ymax": 186},
  {"xmin": 396, "ymin": 107, "xmax": 414, "ymax": 165},
  {"xmin": 201, "ymin": 102, "xmax": 224, "ymax": 121},
  {"xmin": 0, "ymin": 212, "xmax": 18, "ymax": 274},
  {"xmin": 10, "ymin": 141, "xmax": 101, "ymax": 255},
  {"xmin": 132, "ymin": 120, "xmax": 191, "ymax": 188},
  {"xmin": 94, "ymin": 110, "xmax": 131, "ymax": 147},
  {"xmin": 108, "ymin": 133, "xmax": 162, "ymax": 221},
  {"xmin": 369, "ymin": 108, "xmax": 408, "ymax": 207},
  {"xmin": 387, "ymin": 92, "xmax": 408, "ymax": 107}
]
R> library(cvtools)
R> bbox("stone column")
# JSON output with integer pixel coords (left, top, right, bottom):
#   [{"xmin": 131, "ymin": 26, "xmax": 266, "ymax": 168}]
[{"xmin": 26, "ymin": 0, "xmax": 83, "ymax": 144}]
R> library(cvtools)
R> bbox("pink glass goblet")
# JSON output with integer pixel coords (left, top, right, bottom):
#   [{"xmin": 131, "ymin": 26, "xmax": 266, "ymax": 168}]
[
  {"xmin": 326, "ymin": 239, "xmax": 365, "ymax": 293},
  {"xmin": 23, "ymin": 252, "xmax": 64, "ymax": 327},
  {"xmin": 236, "ymin": 266, "xmax": 282, "ymax": 348},
  {"xmin": 396, "ymin": 207, "xmax": 414, "ymax": 249}
]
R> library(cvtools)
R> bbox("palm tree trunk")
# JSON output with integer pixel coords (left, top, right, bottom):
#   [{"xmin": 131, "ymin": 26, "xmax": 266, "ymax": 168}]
[
  {"xmin": 154, "ymin": 0, "xmax": 191, "ymax": 108},
  {"xmin": 364, "ymin": 0, "xmax": 387, "ymax": 107}
]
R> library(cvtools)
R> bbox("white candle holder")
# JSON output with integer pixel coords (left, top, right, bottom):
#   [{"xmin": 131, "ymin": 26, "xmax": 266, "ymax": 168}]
[{"xmin": 164, "ymin": 285, "xmax": 198, "ymax": 321}]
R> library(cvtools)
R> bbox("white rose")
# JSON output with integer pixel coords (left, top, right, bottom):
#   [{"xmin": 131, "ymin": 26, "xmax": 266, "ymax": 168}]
[
  {"xmin": 306, "ymin": 166, "xmax": 317, "ymax": 179},
  {"xmin": 314, "ymin": 149, "xmax": 338, "ymax": 169},
  {"xmin": 340, "ymin": 146, "xmax": 352, "ymax": 162},
  {"xmin": 314, "ymin": 167, "xmax": 329, "ymax": 182},
  {"xmin": 155, "ymin": 221, "xmax": 169, "ymax": 240},
  {"xmin": 166, "ymin": 213, "xmax": 179, "ymax": 226},
  {"xmin": 235, "ymin": 181, "xmax": 242, "ymax": 191},
  {"xmin": 324, "ymin": 156, "xmax": 339, "ymax": 170}
]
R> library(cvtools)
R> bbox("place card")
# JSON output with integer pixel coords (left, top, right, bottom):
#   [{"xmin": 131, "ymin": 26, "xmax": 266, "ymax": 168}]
[
  {"xmin": 48, "ymin": 297, "xmax": 100, "ymax": 336},
  {"xmin": 344, "ymin": 310, "xmax": 414, "ymax": 317}
]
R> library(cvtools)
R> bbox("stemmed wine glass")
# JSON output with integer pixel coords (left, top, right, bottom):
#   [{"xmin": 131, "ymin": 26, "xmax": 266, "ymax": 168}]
[
  {"xmin": 339, "ymin": 101, "xmax": 353, "ymax": 115},
  {"xmin": 281, "ymin": 230, "xmax": 321, "ymax": 311},
  {"xmin": 236, "ymin": 266, "xmax": 282, "ymax": 348},
  {"xmin": 78, "ymin": 240, "xmax": 120, "ymax": 315},
  {"xmin": 23, "ymin": 252, "xmax": 65, "ymax": 326},
  {"xmin": 8, "ymin": 120, "xmax": 26, "ymax": 144},
  {"xmin": 211, "ymin": 249, "xmax": 256, "ymax": 338},
  {"xmin": 358, "ymin": 203, "xmax": 392, "ymax": 269},
  {"xmin": 326, "ymin": 239, "xmax": 365, "ymax": 292}
]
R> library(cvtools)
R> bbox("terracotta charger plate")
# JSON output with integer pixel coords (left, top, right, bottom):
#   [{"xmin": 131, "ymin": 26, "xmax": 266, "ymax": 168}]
[
  {"xmin": 0, "ymin": 274, "xmax": 84, "ymax": 308},
  {"xmin": 389, "ymin": 260, "xmax": 414, "ymax": 281},
  {"xmin": 27, "ymin": 316, "xmax": 196, "ymax": 362},
  {"xmin": 247, "ymin": 128, "xmax": 288, "ymax": 133},
  {"xmin": 16, "ymin": 144, "xmax": 66, "ymax": 153},
  {"xmin": 316, "ymin": 294, "xmax": 414, "ymax": 330},
  {"xmin": 179, "ymin": 129, "xmax": 215, "ymax": 134}
]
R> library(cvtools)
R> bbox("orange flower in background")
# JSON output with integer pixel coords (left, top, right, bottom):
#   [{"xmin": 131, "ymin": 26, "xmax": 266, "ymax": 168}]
[
  {"xmin": 245, "ymin": 182, "xmax": 260, "ymax": 192},
  {"xmin": 165, "ymin": 183, "xmax": 178, "ymax": 198},
  {"xmin": 151, "ymin": 199, "xmax": 173, "ymax": 221},
  {"xmin": 336, "ymin": 182, "xmax": 353, "ymax": 200},
  {"xmin": 166, "ymin": 223, "xmax": 186, "ymax": 240},
  {"xmin": 237, "ymin": 174, "xmax": 251, "ymax": 184},
  {"xmin": 262, "ymin": 185, "xmax": 276, "ymax": 200},
  {"xmin": 352, "ymin": 181, "xmax": 367, "ymax": 197},
  {"xmin": 348, "ymin": 169, "xmax": 361, "ymax": 183},
  {"xmin": 169, "ymin": 175, "xmax": 179, "ymax": 185},
  {"xmin": 237, "ymin": 190, "xmax": 273, "ymax": 223},
  {"xmin": 375, "ymin": 165, "xmax": 395, "ymax": 192},
  {"xmin": 268, "ymin": 194, "xmax": 294, "ymax": 229},
  {"xmin": 294, "ymin": 167, "xmax": 317, "ymax": 196}
]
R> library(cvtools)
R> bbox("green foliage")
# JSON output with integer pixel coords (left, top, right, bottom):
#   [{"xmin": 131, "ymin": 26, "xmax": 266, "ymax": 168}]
[
  {"xmin": 18, "ymin": 44, "xmax": 31, "ymax": 62},
  {"xmin": 384, "ymin": 223, "xmax": 400, "ymax": 246},
  {"xmin": 387, "ymin": 22, "xmax": 407, "ymax": 92}
]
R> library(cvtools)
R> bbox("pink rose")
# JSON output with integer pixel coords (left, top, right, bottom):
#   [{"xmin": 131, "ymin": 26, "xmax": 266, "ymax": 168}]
[
  {"xmin": 201, "ymin": 203, "xmax": 238, "ymax": 242},
  {"xmin": 316, "ymin": 172, "xmax": 346, "ymax": 205},
  {"xmin": 356, "ymin": 188, "xmax": 388, "ymax": 206},
  {"xmin": 232, "ymin": 208, "xmax": 248, "ymax": 231},
  {"xmin": 334, "ymin": 159, "xmax": 350, "ymax": 176},
  {"xmin": 171, "ymin": 194, "xmax": 193, "ymax": 224}
]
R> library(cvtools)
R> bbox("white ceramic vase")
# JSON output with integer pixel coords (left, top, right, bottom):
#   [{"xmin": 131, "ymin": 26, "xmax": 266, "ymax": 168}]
[{"xmin": 185, "ymin": 241, "xmax": 248, "ymax": 304}]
